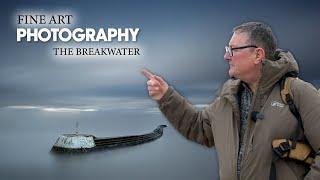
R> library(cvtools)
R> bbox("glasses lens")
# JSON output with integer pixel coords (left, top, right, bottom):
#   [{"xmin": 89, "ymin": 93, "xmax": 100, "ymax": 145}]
[{"xmin": 225, "ymin": 46, "xmax": 232, "ymax": 56}]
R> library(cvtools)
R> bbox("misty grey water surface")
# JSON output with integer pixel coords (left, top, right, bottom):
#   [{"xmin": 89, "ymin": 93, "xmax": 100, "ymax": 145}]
[{"xmin": 0, "ymin": 97, "xmax": 218, "ymax": 180}]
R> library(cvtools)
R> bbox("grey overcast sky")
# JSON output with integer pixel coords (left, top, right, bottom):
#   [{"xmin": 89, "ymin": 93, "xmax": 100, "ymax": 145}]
[{"xmin": 1, "ymin": 0, "xmax": 319, "ymax": 106}]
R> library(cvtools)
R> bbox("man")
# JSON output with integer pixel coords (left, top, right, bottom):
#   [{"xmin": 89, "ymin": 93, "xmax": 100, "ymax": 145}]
[{"xmin": 142, "ymin": 22, "xmax": 320, "ymax": 180}]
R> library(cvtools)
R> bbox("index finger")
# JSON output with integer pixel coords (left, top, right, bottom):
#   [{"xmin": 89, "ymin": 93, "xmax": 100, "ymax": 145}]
[{"xmin": 141, "ymin": 68, "xmax": 155, "ymax": 79}]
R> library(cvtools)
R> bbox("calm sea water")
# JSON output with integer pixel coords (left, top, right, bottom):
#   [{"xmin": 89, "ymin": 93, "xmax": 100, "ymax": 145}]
[{"xmin": 0, "ymin": 97, "xmax": 219, "ymax": 180}]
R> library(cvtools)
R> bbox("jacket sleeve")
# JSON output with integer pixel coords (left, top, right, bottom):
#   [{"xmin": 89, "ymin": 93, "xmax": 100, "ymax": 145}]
[
  {"xmin": 291, "ymin": 79, "xmax": 320, "ymax": 180},
  {"xmin": 157, "ymin": 86, "xmax": 215, "ymax": 147}
]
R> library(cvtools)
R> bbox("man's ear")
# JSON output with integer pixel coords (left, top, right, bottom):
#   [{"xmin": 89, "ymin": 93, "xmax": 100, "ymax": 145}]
[{"xmin": 254, "ymin": 48, "xmax": 265, "ymax": 64}]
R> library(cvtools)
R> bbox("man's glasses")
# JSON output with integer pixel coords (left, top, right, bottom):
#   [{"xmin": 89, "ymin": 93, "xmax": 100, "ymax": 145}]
[{"xmin": 225, "ymin": 45, "xmax": 257, "ymax": 57}]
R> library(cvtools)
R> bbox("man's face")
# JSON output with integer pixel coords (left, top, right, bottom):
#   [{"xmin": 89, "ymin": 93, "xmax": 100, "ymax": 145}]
[{"xmin": 224, "ymin": 32, "xmax": 257, "ymax": 80}]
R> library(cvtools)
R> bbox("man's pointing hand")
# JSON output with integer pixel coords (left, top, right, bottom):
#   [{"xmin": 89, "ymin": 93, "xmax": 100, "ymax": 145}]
[{"xmin": 142, "ymin": 69, "xmax": 169, "ymax": 101}]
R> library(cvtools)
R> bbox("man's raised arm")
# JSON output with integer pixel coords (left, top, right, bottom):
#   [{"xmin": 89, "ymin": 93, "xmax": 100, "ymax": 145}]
[{"xmin": 142, "ymin": 69, "xmax": 214, "ymax": 147}]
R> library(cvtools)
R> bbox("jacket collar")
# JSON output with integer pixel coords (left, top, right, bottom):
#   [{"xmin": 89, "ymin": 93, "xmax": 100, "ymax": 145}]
[{"xmin": 258, "ymin": 49, "xmax": 299, "ymax": 95}]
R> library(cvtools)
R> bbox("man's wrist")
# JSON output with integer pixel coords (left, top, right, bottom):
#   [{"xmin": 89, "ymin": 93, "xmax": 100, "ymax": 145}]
[{"xmin": 157, "ymin": 86, "xmax": 173, "ymax": 105}]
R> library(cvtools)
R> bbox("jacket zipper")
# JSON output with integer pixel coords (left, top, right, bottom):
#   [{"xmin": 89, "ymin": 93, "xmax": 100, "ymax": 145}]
[{"xmin": 238, "ymin": 65, "xmax": 264, "ymax": 180}]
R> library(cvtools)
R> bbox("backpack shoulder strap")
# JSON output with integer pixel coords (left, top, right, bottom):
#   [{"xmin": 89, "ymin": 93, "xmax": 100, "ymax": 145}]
[
  {"xmin": 280, "ymin": 76, "xmax": 304, "ymax": 139},
  {"xmin": 271, "ymin": 75, "xmax": 306, "ymax": 180},
  {"xmin": 280, "ymin": 77, "xmax": 295, "ymax": 104}
]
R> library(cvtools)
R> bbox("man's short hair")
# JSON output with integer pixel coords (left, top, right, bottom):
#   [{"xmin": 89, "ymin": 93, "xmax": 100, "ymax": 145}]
[{"xmin": 233, "ymin": 22, "xmax": 277, "ymax": 59}]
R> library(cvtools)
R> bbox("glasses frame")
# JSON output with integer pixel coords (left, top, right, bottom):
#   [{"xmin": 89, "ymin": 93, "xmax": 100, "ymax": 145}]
[{"xmin": 225, "ymin": 45, "xmax": 258, "ymax": 57}]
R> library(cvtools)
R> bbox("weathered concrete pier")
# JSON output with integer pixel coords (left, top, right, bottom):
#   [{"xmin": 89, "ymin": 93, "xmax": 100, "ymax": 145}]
[{"xmin": 51, "ymin": 125, "xmax": 167, "ymax": 153}]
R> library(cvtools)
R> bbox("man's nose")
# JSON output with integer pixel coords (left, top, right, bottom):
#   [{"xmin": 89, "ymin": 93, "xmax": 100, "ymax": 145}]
[{"xmin": 224, "ymin": 52, "xmax": 231, "ymax": 61}]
